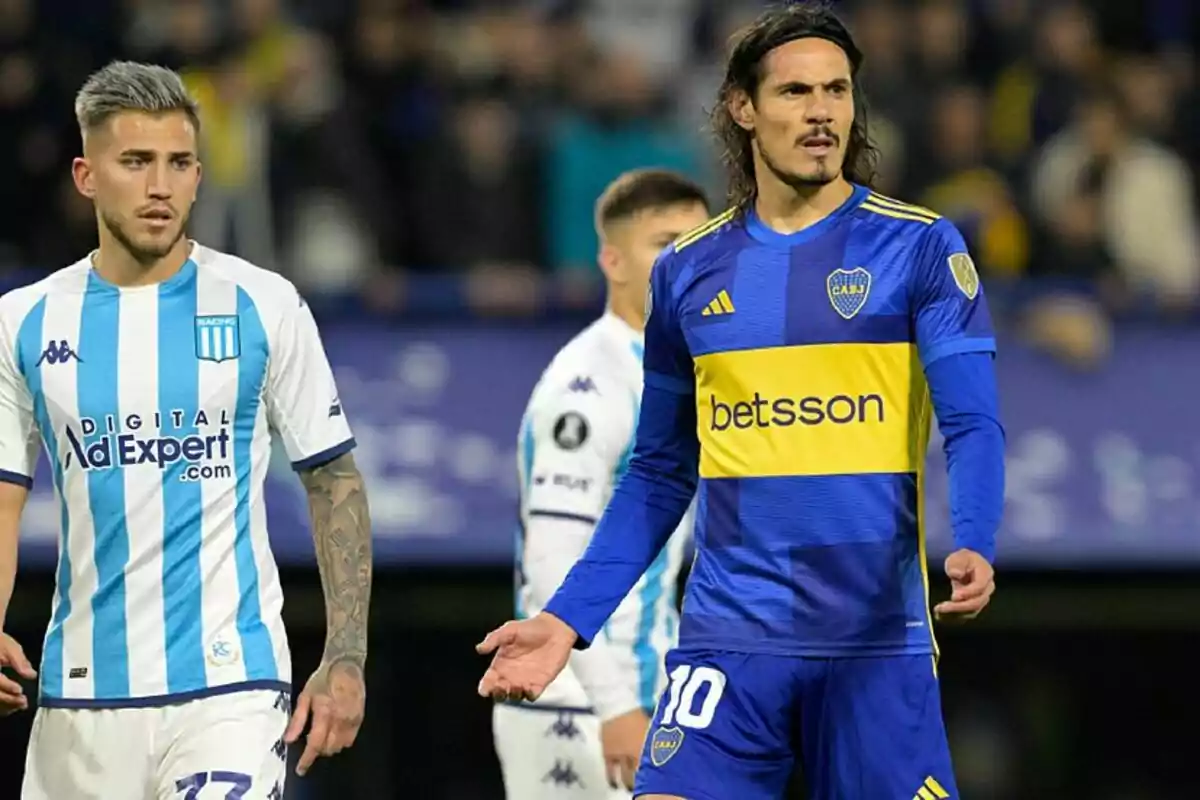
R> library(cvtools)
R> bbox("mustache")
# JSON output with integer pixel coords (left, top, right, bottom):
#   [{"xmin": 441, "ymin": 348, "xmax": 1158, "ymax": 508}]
[{"xmin": 797, "ymin": 128, "xmax": 839, "ymax": 145}]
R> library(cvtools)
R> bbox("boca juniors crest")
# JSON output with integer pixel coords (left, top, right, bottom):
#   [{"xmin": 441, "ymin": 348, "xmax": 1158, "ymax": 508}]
[
  {"xmin": 194, "ymin": 315, "xmax": 241, "ymax": 362},
  {"xmin": 826, "ymin": 267, "xmax": 872, "ymax": 319},
  {"xmin": 649, "ymin": 726, "xmax": 684, "ymax": 766}
]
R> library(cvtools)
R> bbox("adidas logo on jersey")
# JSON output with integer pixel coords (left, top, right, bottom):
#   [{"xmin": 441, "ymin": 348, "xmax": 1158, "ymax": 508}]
[
  {"xmin": 912, "ymin": 775, "xmax": 950, "ymax": 800},
  {"xmin": 701, "ymin": 290, "xmax": 736, "ymax": 317}
]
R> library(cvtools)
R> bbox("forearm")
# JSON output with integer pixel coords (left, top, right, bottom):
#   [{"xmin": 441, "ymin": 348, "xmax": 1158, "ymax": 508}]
[
  {"xmin": 0, "ymin": 528, "xmax": 15, "ymax": 629},
  {"xmin": 0, "ymin": 483, "xmax": 27, "ymax": 627},
  {"xmin": 926, "ymin": 353, "xmax": 1006, "ymax": 562},
  {"xmin": 299, "ymin": 452, "xmax": 373, "ymax": 669},
  {"xmin": 545, "ymin": 383, "xmax": 698, "ymax": 646}
]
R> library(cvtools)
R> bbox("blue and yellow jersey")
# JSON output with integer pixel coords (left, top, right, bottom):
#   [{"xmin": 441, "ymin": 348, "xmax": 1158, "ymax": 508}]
[{"xmin": 644, "ymin": 184, "xmax": 995, "ymax": 656}]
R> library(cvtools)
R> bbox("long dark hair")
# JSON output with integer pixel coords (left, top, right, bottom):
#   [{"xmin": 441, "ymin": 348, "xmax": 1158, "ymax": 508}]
[{"xmin": 709, "ymin": 2, "xmax": 881, "ymax": 211}]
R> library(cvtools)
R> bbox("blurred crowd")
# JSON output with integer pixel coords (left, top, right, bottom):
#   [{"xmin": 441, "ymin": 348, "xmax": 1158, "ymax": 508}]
[{"xmin": 1, "ymin": 0, "xmax": 1199, "ymax": 365}]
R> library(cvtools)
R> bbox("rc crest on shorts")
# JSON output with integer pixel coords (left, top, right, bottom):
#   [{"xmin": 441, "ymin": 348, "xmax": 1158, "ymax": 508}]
[
  {"xmin": 948, "ymin": 252, "xmax": 980, "ymax": 300},
  {"xmin": 826, "ymin": 267, "xmax": 872, "ymax": 319},
  {"xmin": 649, "ymin": 726, "xmax": 684, "ymax": 766}
]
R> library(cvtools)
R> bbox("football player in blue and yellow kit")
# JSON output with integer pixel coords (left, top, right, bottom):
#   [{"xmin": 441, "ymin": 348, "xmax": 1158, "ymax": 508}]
[{"xmin": 477, "ymin": 4, "xmax": 1005, "ymax": 799}]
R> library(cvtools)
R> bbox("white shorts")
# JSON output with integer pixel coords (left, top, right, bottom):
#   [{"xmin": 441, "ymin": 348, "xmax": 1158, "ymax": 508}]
[
  {"xmin": 492, "ymin": 702, "xmax": 631, "ymax": 800},
  {"xmin": 21, "ymin": 688, "xmax": 291, "ymax": 800}
]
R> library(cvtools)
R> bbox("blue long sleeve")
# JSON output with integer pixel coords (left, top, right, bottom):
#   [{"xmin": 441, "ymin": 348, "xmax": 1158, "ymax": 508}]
[
  {"xmin": 543, "ymin": 381, "xmax": 699, "ymax": 647},
  {"xmin": 925, "ymin": 351, "xmax": 1006, "ymax": 563}
]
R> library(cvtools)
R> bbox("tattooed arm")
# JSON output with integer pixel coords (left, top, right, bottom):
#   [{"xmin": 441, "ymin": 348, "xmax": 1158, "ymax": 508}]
[
  {"xmin": 284, "ymin": 451, "xmax": 373, "ymax": 776},
  {"xmin": 299, "ymin": 451, "xmax": 373, "ymax": 671},
  {"xmin": 266, "ymin": 290, "xmax": 373, "ymax": 775}
]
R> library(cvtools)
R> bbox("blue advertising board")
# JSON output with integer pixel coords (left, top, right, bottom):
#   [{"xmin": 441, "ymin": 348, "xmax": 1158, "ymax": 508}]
[{"xmin": 16, "ymin": 322, "xmax": 1200, "ymax": 569}]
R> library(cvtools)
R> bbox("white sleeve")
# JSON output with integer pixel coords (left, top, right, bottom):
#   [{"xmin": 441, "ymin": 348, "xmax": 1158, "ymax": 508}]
[
  {"xmin": 523, "ymin": 383, "xmax": 643, "ymax": 720},
  {"xmin": 264, "ymin": 297, "xmax": 355, "ymax": 470},
  {"xmin": 0, "ymin": 317, "xmax": 38, "ymax": 487}
]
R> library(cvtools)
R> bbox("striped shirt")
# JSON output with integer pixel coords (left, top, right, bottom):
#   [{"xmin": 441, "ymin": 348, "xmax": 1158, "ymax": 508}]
[{"xmin": 0, "ymin": 243, "xmax": 354, "ymax": 707}]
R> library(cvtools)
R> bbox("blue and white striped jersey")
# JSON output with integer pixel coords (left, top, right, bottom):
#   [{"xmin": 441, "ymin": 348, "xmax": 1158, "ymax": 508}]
[
  {"xmin": 515, "ymin": 312, "xmax": 692, "ymax": 719},
  {"xmin": 0, "ymin": 243, "xmax": 355, "ymax": 708}
]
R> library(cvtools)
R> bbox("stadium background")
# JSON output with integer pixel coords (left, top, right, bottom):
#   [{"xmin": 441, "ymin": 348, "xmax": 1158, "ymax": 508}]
[{"xmin": 1, "ymin": 0, "xmax": 1198, "ymax": 797}]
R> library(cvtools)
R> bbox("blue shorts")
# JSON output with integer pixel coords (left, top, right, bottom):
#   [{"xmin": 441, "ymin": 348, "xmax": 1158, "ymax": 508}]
[{"xmin": 634, "ymin": 649, "xmax": 958, "ymax": 800}]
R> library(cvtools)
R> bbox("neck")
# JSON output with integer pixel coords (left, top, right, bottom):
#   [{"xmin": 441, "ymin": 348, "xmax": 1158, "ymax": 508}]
[
  {"xmin": 606, "ymin": 292, "xmax": 645, "ymax": 334},
  {"xmin": 753, "ymin": 170, "xmax": 854, "ymax": 235},
  {"xmin": 93, "ymin": 227, "xmax": 191, "ymax": 287}
]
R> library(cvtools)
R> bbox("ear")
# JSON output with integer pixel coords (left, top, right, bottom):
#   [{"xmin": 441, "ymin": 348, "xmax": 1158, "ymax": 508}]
[
  {"xmin": 72, "ymin": 157, "xmax": 95, "ymax": 200},
  {"xmin": 728, "ymin": 88, "xmax": 756, "ymax": 132},
  {"xmin": 597, "ymin": 241, "xmax": 626, "ymax": 284}
]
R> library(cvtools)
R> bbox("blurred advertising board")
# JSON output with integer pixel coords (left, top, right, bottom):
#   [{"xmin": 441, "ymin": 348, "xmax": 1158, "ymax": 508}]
[{"xmin": 16, "ymin": 322, "xmax": 1200, "ymax": 569}]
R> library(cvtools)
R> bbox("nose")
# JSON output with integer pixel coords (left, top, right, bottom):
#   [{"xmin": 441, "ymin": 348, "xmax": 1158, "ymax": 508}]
[
  {"xmin": 147, "ymin": 160, "xmax": 172, "ymax": 199},
  {"xmin": 805, "ymin": 89, "xmax": 834, "ymax": 125}
]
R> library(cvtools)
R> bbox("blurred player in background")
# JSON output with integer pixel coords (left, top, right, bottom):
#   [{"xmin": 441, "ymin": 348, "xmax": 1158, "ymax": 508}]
[
  {"xmin": 0, "ymin": 61, "xmax": 373, "ymax": 798},
  {"xmin": 492, "ymin": 170, "xmax": 709, "ymax": 798},
  {"xmin": 479, "ymin": 4, "xmax": 1006, "ymax": 799}
]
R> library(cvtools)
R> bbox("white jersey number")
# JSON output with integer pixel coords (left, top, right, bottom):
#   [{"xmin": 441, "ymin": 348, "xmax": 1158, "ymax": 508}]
[{"xmin": 659, "ymin": 664, "xmax": 727, "ymax": 730}]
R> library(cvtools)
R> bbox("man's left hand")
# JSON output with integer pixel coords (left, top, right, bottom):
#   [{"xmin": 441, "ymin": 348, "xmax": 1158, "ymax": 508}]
[
  {"xmin": 284, "ymin": 658, "xmax": 366, "ymax": 776},
  {"xmin": 933, "ymin": 549, "xmax": 995, "ymax": 622}
]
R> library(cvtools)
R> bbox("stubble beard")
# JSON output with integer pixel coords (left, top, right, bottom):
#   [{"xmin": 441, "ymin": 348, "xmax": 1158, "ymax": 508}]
[{"xmin": 100, "ymin": 208, "xmax": 189, "ymax": 266}]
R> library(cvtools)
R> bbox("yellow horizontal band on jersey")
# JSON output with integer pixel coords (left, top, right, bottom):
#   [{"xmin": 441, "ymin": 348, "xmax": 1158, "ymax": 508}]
[
  {"xmin": 674, "ymin": 208, "xmax": 736, "ymax": 251},
  {"xmin": 694, "ymin": 342, "xmax": 931, "ymax": 479}
]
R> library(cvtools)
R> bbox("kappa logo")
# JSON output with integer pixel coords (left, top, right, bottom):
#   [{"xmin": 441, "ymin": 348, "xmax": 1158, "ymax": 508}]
[
  {"xmin": 826, "ymin": 267, "xmax": 872, "ymax": 319},
  {"xmin": 36, "ymin": 339, "xmax": 82, "ymax": 366}
]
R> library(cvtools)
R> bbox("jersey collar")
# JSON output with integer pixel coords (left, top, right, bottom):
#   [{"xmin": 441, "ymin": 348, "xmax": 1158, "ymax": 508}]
[
  {"xmin": 744, "ymin": 183, "xmax": 868, "ymax": 247},
  {"xmin": 601, "ymin": 311, "xmax": 645, "ymax": 360}
]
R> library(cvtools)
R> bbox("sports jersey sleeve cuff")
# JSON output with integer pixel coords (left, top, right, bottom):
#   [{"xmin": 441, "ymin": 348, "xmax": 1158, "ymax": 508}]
[
  {"xmin": 643, "ymin": 370, "xmax": 693, "ymax": 395},
  {"xmin": 0, "ymin": 469, "xmax": 32, "ymax": 489},
  {"xmin": 528, "ymin": 509, "xmax": 599, "ymax": 525},
  {"xmin": 920, "ymin": 337, "xmax": 996, "ymax": 368},
  {"xmin": 544, "ymin": 600, "xmax": 598, "ymax": 649},
  {"xmin": 291, "ymin": 437, "xmax": 357, "ymax": 471}
]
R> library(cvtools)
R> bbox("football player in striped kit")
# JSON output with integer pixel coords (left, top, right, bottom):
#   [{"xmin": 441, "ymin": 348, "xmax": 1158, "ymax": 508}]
[
  {"xmin": 0, "ymin": 61, "xmax": 373, "ymax": 798},
  {"xmin": 492, "ymin": 170, "xmax": 709, "ymax": 798}
]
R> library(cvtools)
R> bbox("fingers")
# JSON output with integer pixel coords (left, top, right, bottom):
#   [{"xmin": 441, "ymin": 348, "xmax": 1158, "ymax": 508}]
[
  {"xmin": 606, "ymin": 755, "xmax": 638, "ymax": 790},
  {"xmin": 296, "ymin": 703, "xmax": 331, "ymax": 777},
  {"xmin": 935, "ymin": 580, "xmax": 995, "ymax": 619},
  {"xmin": 475, "ymin": 622, "xmax": 517, "ymax": 655},
  {"xmin": 283, "ymin": 689, "xmax": 311, "ymax": 744},
  {"xmin": 620, "ymin": 755, "xmax": 637, "ymax": 790},
  {"xmin": 0, "ymin": 642, "xmax": 37, "ymax": 679},
  {"xmin": 949, "ymin": 574, "xmax": 992, "ymax": 602},
  {"xmin": 0, "ymin": 694, "xmax": 27, "ymax": 715},
  {"xmin": 477, "ymin": 663, "xmax": 541, "ymax": 703}
]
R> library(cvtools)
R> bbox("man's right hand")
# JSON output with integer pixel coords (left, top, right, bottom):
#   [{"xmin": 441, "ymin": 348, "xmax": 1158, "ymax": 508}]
[
  {"xmin": 476, "ymin": 612, "xmax": 576, "ymax": 703},
  {"xmin": 601, "ymin": 708, "xmax": 650, "ymax": 790},
  {"xmin": 0, "ymin": 632, "xmax": 36, "ymax": 716}
]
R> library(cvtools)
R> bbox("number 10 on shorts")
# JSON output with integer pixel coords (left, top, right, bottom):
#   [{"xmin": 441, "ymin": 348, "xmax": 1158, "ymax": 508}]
[{"xmin": 649, "ymin": 664, "xmax": 728, "ymax": 767}]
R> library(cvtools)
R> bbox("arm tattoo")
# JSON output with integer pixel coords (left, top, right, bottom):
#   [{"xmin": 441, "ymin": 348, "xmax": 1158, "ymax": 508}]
[{"xmin": 299, "ymin": 452, "xmax": 372, "ymax": 672}]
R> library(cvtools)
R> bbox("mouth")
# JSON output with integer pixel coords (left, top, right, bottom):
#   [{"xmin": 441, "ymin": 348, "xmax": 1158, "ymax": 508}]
[
  {"xmin": 138, "ymin": 209, "xmax": 174, "ymax": 228},
  {"xmin": 800, "ymin": 135, "xmax": 836, "ymax": 156}
]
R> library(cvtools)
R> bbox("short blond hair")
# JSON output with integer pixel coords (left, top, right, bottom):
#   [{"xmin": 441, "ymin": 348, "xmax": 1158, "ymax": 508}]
[
  {"xmin": 594, "ymin": 169, "xmax": 709, "ymax": 238},
  {"xmin": 75, "ymin": 61, "xmax": 200, "ymax": 138}
]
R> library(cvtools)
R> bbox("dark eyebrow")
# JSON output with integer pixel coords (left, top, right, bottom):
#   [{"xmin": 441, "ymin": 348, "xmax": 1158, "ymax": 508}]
[
  {"xmin": 776, "ymin": 78, "xmax": 852, "ymax": 92},
  {"xmin": 119, "ymin": 149, "xmax": 196, "ymax": 159}
]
